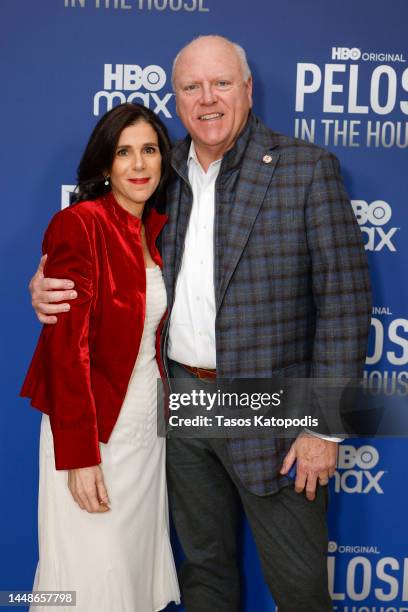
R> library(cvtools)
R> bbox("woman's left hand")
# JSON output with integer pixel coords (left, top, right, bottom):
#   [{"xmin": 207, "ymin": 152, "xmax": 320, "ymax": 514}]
[{"xmin": 68, "ymin": 465, "xmax": 110, "ymax": 513}]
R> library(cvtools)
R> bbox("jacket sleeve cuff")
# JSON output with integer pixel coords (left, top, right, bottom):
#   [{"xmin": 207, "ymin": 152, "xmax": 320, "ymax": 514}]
[
  {"xmin": 51, "ymin": 424, "xmax": 101, "ymax": 470},
  {"xmin": 304, "ymin": 428, "xmax": 344, "ymax": 443}
]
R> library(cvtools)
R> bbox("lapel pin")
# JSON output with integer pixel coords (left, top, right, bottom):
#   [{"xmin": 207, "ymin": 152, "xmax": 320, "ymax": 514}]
[{"xmin": 262, "ymin": 154, "xmax": 273, "ymax": 164}]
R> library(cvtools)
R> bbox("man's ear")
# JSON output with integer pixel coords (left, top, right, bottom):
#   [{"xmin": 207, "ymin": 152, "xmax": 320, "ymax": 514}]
[{"xmin": 246, "ymin": 76, "xmax": 253, "ymax": 109}]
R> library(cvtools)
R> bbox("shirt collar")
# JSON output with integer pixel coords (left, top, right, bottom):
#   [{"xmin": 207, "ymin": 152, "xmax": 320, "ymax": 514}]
[{"xmin": 187, "ymin": 141, "xmax": 222, "ymax": 174}]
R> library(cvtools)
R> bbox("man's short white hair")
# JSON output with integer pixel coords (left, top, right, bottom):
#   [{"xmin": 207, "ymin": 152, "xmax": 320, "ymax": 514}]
[{"xmin": 171, "ymin": 35, "xmax": 252, "ymax": 90}]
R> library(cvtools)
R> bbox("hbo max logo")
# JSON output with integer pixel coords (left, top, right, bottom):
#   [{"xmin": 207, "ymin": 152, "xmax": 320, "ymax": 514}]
[
  {"xmin": 93, "ymin": 64, "xmax": 174, "ymax": 118},
  {"xmin": 333, "ymin": 445, "xmax": 385, "ymax": 494},
  {"xmin": 331, "ymin": 47, "xmax": 361, "ymax": 60},
  {"xmin": 351, "ymin": 200, "xmax": 399, "ymax": 252}
]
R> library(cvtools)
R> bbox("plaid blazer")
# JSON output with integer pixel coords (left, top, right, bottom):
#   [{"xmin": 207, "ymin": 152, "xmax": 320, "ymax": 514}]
[{"xmin": 161, "ymin": 113, "xmax": 371, "ymax": 496}]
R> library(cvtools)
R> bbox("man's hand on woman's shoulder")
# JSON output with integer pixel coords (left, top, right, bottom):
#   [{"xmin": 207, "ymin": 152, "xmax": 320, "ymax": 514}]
[{"xmin": 29, "ymin": 254, "xmax": 77, "ymax": 324}]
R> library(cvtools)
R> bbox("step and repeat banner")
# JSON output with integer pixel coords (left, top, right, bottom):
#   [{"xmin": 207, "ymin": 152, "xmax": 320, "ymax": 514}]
[{"xmin": 1, "ymin": 1, "xmax": 407, "ymax": 610}]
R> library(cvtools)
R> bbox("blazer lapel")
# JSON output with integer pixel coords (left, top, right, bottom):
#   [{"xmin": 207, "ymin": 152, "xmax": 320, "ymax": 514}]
[
  {"xmin": 216, "ymin": 139, "xmax": 280, "ymax": 313},
  {"xmin": 162, "ymin": 138, "xmax": 191, "ymax": 307}
]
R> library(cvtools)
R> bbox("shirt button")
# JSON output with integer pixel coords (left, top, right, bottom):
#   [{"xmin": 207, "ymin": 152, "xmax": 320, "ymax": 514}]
[
  {"xmin": 200, "ymin": 260, "xmax": 204, "ymax": 265},
  {"xmin": 202, "ymin": 225, "xmax": 207, "ymax": 230},
  {"xmin": 198, "ymin": 332, "xmax": 203, "ymax": 336},
  {"xmin": 196, "ymin": 296, "xmax": 200, "ymax": 301}
]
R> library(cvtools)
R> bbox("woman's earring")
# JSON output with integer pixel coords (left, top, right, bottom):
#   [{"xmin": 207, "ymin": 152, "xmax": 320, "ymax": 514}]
[{"xmin": 104, "ymin": 176, "xmax": 110, "ymax": 186}]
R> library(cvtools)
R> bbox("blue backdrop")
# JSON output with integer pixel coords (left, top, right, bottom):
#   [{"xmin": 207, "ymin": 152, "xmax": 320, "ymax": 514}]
[{"xmin": 1, "ymin": 1, "xmax": 407, "ymax": 610}]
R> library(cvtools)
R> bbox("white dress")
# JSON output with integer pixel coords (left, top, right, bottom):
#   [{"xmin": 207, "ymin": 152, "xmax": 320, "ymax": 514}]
[{"xmin": 31, "ymin": 266, "xmax": 180, "ymax": 612}]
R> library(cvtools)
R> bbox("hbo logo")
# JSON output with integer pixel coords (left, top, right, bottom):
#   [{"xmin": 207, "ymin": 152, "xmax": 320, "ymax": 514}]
[
  {"xmin": 337, "ymin": 445, "xmax": 379, "ymax": 470},
  {"xmin": 331, "ymin": 47, "xmax": 362, "ymax": 61},
  {"xmin": 104, "ymin": 64, "xmax": 167, "ymax": 91},
  {"xmin": 351, "ymin": 200, "xmax": 398, "ymax": 251},
  {"xmin": 334, "ymin": 445, "xmax": 385, "ymax": 494},
  {"xmin": 351, "ymin": 200, "xmax": 392, "ymax": 226}
]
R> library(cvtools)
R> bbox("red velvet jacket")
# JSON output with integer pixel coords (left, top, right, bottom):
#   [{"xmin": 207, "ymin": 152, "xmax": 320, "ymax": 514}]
[{"xmin": 21, "ymin": 193, "xmax": 168, "ymax": 470}]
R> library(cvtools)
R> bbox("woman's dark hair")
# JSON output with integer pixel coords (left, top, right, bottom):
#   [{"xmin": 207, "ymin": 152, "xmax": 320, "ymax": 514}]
[{"xmin": 74, "ymin": 103, "xmax": 172, "ymax": 213}]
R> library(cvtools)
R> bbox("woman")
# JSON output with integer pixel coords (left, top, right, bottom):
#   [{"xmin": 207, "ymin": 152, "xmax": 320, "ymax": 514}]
[{"xmin": 21, "ymin": 103, "xmax": 180, "ymax": 611}]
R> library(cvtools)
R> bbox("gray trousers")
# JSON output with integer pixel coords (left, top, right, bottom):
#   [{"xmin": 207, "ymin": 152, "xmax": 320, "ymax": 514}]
[{"xmin": 166, "ymin": 361, "xmax": 332, "ymax": 612}]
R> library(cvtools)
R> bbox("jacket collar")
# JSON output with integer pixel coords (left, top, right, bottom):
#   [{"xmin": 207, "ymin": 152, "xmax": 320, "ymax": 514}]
[
  {"xmin": 218, "ymin": 110, "xmax": 255, "ymax": 175},
  {"xmin": 103, "ymin": 191, "xmax": 168, "ymax": 241},
  {"xmin": 170, "ymin": 111, "xmax": 278, "ymax": 180}
]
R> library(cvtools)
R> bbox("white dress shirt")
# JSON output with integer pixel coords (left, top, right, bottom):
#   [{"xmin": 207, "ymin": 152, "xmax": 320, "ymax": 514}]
[{"xmin": 167, "ymin": 142, "xmax": 220, "ymax": 368}]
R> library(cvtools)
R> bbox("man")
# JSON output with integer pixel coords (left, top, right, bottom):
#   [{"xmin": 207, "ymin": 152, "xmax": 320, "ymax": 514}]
[{"xmin": 30, "ymin": 36, "xmax": 371, "ymax": 611}]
